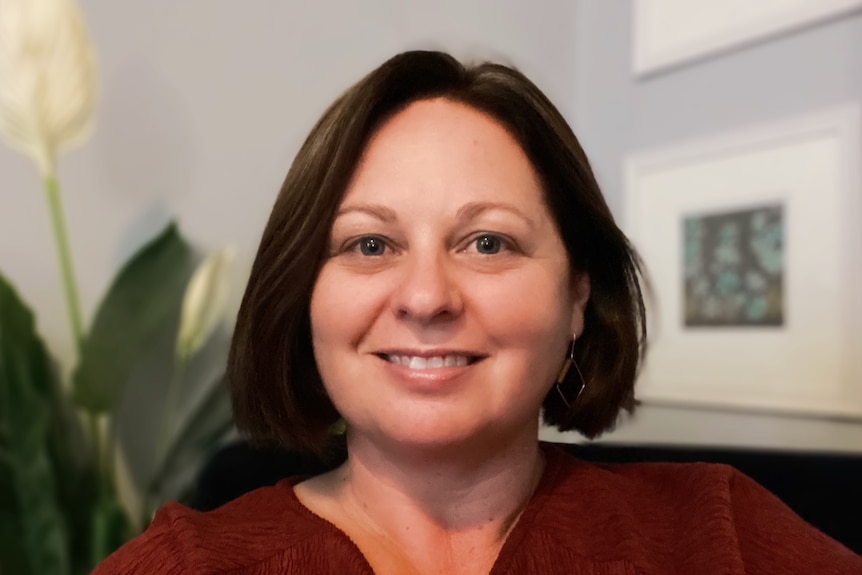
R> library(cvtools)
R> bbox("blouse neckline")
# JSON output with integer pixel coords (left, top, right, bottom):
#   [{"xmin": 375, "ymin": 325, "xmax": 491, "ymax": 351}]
[{"xmin": 278, "ymin": 442, "xmax": 569, "ymax": 574}]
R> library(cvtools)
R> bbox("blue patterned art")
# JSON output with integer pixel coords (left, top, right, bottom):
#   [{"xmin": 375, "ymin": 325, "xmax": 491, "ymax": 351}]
[{"xmin": 682, "ymin": 204, "xmax": 784, "ymax": 327}]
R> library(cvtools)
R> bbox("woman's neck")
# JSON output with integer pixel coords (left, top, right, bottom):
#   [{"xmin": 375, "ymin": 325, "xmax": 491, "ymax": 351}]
[{"xmin": 328, "ymin": 433, "xmax": 545, "ymax": 573}]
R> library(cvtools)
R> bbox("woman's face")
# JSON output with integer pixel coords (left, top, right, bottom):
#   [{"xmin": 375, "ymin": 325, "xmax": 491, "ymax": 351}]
[{"xmin": 309, "ymin": 98, "xmax": 590, "ymax": 450}]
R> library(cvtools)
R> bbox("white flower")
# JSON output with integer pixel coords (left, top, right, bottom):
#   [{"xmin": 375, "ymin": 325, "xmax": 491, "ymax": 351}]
[
  {"xmin": 0, "ymin": 0, "xmax": 99, "ymax": 177},
  {"xmin": 176, "ymin": 247, "xmax": 236, "ymax": 360}
]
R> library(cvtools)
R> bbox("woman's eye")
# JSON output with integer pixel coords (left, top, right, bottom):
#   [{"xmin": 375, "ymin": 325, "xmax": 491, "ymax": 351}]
[
  {"xmin": 474, "ymin": 234, "xmax": 504, "ymax": 255},
  {"xmin": 356, "ymin": 236, "xmax": 387, "ymax": 256}
]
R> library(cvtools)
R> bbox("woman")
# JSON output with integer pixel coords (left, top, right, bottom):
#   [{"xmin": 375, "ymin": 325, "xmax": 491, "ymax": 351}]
[{"xmin": 95, "ymin": 51, "xmax": 860, "ymax": 574}]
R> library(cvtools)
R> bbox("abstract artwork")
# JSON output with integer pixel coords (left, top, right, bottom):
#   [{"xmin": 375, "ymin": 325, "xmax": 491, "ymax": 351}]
[
  {"xmin": 623, "ymin": 104, "xmax": 862, "ymax": 417},
  {"xmin": 682, "ymin": 204, "xmax": 784, "ymax": 327}
]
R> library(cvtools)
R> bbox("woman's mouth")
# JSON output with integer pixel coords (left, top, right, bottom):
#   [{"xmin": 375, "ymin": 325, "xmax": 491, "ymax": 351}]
[{"xmin": 378, "ymin": 353, "xmax": 480, "ymax": 369}]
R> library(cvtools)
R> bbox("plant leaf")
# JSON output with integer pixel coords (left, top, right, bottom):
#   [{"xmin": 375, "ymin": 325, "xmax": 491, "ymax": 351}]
[
  {"xmin": 72, "ymin": 222, "xmax": 195, "ymax": 413},
  {"xmin": 0, "ymin": 272, "xmax": 70, "ymax": 575},
  {"xmin": 113, "ymin": 325, "xmax": 234, "ymax": 523},
  {"xmin": 149, "ymin": 372, "xmax": 234, "ymax": 508},
  {"xmin": 89, "ymin": 496, "xmax": 128, "ymax": 568},
  {"xmin": 46, "ymin": 379, "xmax": 99, "ymax": 575}
]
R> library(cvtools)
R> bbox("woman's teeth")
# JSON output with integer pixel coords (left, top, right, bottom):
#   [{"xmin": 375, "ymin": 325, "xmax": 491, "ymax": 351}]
[{"xmin": 385, "ymin": 354, "xmax": 470, "ymax": 369}]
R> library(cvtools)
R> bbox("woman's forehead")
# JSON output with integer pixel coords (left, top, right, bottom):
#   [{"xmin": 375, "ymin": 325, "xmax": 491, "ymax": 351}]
[{"xmin": 341, "ymin": 99, "xmax": 545, "ymax": 214}]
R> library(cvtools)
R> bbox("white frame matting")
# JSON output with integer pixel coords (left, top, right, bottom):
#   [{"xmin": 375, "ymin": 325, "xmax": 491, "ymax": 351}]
[
  {"xmin": 632, "ymin": 0, "xmax": 862, "ymax": 76},
  {"xmin": 624, "ymin": 104, "xmax": 862, "ymax": 418}
]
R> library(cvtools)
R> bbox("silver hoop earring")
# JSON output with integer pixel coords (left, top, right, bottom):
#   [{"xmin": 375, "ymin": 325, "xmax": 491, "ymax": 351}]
[{"xmin": 555, "ymin": 335, "xmax": 587, "ymax": 408}]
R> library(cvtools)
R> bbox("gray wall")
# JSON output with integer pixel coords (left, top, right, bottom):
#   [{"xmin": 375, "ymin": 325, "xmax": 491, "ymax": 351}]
[
  {"xmin": 542, "ymin": 1, "xmax": 862, "ymax": 452},
  {"xmin": 4, "ymin": 0, "xmax": 860, "ymax": 453},
  {"xmin": 0, "ymin": 0, "xmax": 578, "ymax": 370}
]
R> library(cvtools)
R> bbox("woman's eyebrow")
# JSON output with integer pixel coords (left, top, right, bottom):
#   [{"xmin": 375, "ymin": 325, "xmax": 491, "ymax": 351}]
[
  {"xmin": 335, "ymin": 203, "xmax": 397, "ymax": 222},
  {"xmin": 456, "ymin": 201, "xmax": 536, "ymax": 230},
  {"xmin": 335, "ymin": 201, "xmax": 536, "ymax": 228}
]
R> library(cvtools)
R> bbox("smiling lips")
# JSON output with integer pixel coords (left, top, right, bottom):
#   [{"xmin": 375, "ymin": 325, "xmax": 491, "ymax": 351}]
[{"xmin": 380, "ymin": 353, "xmax": 480, "ymax": 370}]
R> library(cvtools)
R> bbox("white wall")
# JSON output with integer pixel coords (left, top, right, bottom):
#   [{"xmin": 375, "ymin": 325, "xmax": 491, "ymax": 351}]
[
  {"xmin": 0, "ymin": 0, "xmax": 578, "ymax": 369},
  {"xmin": 543, "ymin": 0, "xmax": 862, "ymax": 453}
]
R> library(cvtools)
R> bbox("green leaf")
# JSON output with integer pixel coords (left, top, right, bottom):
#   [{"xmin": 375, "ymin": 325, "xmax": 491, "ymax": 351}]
[
  {"xmin": 150, "ymin": 371, "xmax": 234, "ymax": 505},
  {"xmin": 0, "ymin": 273, "xmax": 71, "ymax": 575},
  {"xmin": 46, "ymin": 382, "xmax": 99, "ymax": 575},
  {"xmin": 113, "ymin": 326, "xmax": 235, "ymax": 523},
  {"xmin": 90, "ymin": 496, "xmax": 128, "ymax": 567},
  {"xmin": 72, "ymin": 223, "xmax": 195, "ymax": 413}
]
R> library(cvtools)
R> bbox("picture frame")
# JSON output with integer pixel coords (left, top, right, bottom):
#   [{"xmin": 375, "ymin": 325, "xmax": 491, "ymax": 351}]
[
  {"xmin": 632, "ymin": 0, "xmax": 862, "ymax": 77},
  {"xmin": 623, "ymin": 104, "xmax": 862, "ymax": 418}
]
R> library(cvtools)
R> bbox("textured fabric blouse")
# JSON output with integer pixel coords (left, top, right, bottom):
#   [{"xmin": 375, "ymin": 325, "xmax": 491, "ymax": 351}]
[{"xmin": 93, "ymin": 443, "xmax": 861, "ymax": 574}]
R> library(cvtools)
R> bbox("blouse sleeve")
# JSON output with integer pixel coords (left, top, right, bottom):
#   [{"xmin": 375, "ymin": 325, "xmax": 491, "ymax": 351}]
[
  {"xmin": 91, "ymin": 503, "xmax": 192, "ymax": 575},
  {"xmin": 729, "ymin": 468, "xmax": 862, "ymax": 573}
]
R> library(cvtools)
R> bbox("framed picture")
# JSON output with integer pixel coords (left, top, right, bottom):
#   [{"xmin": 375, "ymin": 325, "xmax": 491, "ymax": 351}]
[
  {"xmin": 623, "ymin": 104, "xmax": 862, "ymax": 418},
  {"xmin": 633, "ymin": 0, "xmax": 862, "ymax": 76}
]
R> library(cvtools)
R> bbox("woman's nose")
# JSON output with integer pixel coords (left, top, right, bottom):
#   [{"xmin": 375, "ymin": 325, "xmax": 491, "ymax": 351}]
[{"xmin": 390, "ymin": 251, "xmax": 463, "ymax": 324}]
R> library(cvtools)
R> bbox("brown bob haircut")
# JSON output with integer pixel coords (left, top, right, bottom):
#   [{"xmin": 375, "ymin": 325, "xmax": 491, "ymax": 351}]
[{"xmin": 228, "ymin": 50, "xmax": 647, "ymax": 456}]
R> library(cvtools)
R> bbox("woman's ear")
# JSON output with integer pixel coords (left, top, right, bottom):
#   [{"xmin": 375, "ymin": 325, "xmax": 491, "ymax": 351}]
[{"xmin": 570, "ymin": 271, "xmax": 591, "ymax": 335}]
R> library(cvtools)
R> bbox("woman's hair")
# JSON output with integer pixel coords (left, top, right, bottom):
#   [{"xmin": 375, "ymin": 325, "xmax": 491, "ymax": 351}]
[{"xmin": 228, "ymin": 50, "xmax": 647, "ymax": 456}]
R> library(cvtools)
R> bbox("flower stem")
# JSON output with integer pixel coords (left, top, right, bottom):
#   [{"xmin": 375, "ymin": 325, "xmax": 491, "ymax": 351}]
[
  {"xmin": 44, "ymin": 174, "xmax": 108, "ymax": 499},
  {"xmin": 44, "ymin": 174, "xmax": 86, "ymax": 350}
]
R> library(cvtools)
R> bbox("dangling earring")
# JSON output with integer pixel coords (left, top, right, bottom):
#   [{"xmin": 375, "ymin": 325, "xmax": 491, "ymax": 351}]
[{"xmin": 555, "ymin": 335, "xmax": 587, "ymax": 408}]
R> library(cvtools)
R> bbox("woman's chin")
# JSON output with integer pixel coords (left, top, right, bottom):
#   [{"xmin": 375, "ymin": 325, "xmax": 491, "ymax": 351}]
[
  {"xmin": 377, "ymin": 422, "xmax": 478, "ymax": 450},
  {"xmin": 352, "ymin": 416, "xmax": 527, "ymax": 458}
]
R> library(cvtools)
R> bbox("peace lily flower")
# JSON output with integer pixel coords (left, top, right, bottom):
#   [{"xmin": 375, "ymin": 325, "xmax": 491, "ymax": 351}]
[
  {"xmin": 176, "ymin": 247, "xmax": 237, "ymax": 360},
  {"xmin": 0, "ymin": 0, "xmax": 99, "ymax": 178},
  {"xmin": 154, "ymin": 246, "xmax": 236, "ymax": 476}
]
